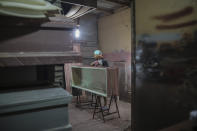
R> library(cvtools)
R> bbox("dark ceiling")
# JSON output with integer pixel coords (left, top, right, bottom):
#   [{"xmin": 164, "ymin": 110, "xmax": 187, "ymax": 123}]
[{"xmin": 47, "ymin": 0, "xmax": 130, "ymax": 18}]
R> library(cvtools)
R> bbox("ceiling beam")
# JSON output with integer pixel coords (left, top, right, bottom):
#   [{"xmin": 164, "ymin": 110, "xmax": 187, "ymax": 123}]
[
  {"xmin": 96, "ymin": 8, "xmax": 114, "ymax": 14},
  {"xmin": 60, "ymin": 0, "xmax": 97, "ymax": 8},
  {"xmin": 105, "ymin": 0, "xmax": 130, "ymax": 6}
]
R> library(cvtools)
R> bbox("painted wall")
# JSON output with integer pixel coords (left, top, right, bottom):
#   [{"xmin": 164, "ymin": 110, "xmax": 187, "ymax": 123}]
[
  {"xmin": 77, "ymin": 14, "xmax": 99, "ymax": 65},
  {"xmin": 98, "ymin": 8, "xmax": 131, "ymax": 101},
  {"xmin": 136, "ymin": 0, "xmax": 197, "ymax": 130}
]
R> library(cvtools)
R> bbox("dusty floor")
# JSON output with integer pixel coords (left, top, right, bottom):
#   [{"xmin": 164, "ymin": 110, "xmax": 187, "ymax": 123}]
[{"xmin": 69, "ymin": 98, "xmax": 131, "ymax": 131}]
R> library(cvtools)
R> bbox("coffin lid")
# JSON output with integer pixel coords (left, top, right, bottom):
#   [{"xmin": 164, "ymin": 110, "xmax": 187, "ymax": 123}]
[{"xmin": 0, "ymin": 87, "xmax": 72, "ymax": 114}]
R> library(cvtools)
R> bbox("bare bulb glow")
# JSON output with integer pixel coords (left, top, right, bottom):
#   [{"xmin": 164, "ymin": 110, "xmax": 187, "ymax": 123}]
[{"xmin": 75, "ymin": 29, "xmax": 80, "ymax": 38}]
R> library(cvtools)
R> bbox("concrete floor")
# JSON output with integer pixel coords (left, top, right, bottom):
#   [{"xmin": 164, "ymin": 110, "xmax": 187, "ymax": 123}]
[{"xmin": 69, "ymin": 98, "xmax": 131, "ymax": 131}]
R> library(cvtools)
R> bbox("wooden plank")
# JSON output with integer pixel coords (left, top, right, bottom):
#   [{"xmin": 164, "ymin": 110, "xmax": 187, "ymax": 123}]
[
  {"xmin": 0, "ymin": 52, "xmax": 79, "ymax": 58},
  {"xmin": 0, "ymin": 52, "xmax": 82, "ymax": 67}
]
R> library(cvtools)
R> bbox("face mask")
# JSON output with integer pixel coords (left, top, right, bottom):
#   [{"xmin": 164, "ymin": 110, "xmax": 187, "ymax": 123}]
[{"xmin": 98, "ymin": 59, "xmax": 103, "ymax": 65}]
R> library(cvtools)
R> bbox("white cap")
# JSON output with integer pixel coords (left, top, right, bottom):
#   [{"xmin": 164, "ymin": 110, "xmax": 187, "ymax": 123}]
[{"xmin": 94, "ymin": 50, "xmax": 102, "ymax": 56}]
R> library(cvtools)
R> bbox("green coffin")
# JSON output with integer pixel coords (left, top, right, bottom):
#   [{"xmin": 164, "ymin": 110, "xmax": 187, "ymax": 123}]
[{"xmin": 0, "ymin": 87, "xmax": 72, "ymax": 131}]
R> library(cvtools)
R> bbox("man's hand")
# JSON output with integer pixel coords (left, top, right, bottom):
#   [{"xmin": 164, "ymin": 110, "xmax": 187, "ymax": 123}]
[{"xmin": 90, "ymin": 61, "xmax": 99, "ymax": 66}]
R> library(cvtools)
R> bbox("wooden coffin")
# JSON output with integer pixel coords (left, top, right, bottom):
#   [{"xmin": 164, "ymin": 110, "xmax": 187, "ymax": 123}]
[{"xmin": 71, "ymin": 66, "xmax": 119, "ymax": 97}]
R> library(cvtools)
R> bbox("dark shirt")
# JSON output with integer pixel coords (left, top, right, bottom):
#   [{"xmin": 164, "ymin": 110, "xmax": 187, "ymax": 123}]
[{"xmin": 102, "ymin": 59, "xmax": 109, "ymax": 67}]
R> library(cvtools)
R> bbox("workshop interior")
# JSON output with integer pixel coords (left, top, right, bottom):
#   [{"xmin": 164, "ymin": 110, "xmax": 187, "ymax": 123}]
[{"xmin": 0, "ymin": 0, "xmax": 197, "ymax": 131}]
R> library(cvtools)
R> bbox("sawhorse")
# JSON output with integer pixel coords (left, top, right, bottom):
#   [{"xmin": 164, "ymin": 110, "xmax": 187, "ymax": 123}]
[
  {"xmin": 75, "ymin": 89, "xmax": 97, "ymax": 109},
  {"xmin": 93, "ymin": 95, "xmax": 120, "ymax": 122}
]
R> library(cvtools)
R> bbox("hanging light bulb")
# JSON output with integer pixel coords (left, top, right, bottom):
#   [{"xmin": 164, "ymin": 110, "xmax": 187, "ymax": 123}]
[
  {"xmin": 75, "ymin": 18, "xmax": 80, "ymax": 38},
  {"xmin": 75, "ymin": 28, "xmax": 80, "ymax": 38}
]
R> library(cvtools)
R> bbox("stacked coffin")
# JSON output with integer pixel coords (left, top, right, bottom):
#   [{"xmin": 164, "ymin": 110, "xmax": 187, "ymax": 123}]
[
  {"xmin": 0, "ymin": 0, "xmax": 60, "ymax": 18},
  {"xmin": 0, "ymin": 87, "xmax": 72, "ymax": 131}
]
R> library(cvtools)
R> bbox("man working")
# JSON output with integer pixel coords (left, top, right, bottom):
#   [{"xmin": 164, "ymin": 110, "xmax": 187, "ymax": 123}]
[
  {"xmin": 91, "ymin": 50, "xmax": 108, "ymax": 109},
  {"xmin": 91, "ymin": 50, "xmax": 108, "ymax": 67}
]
